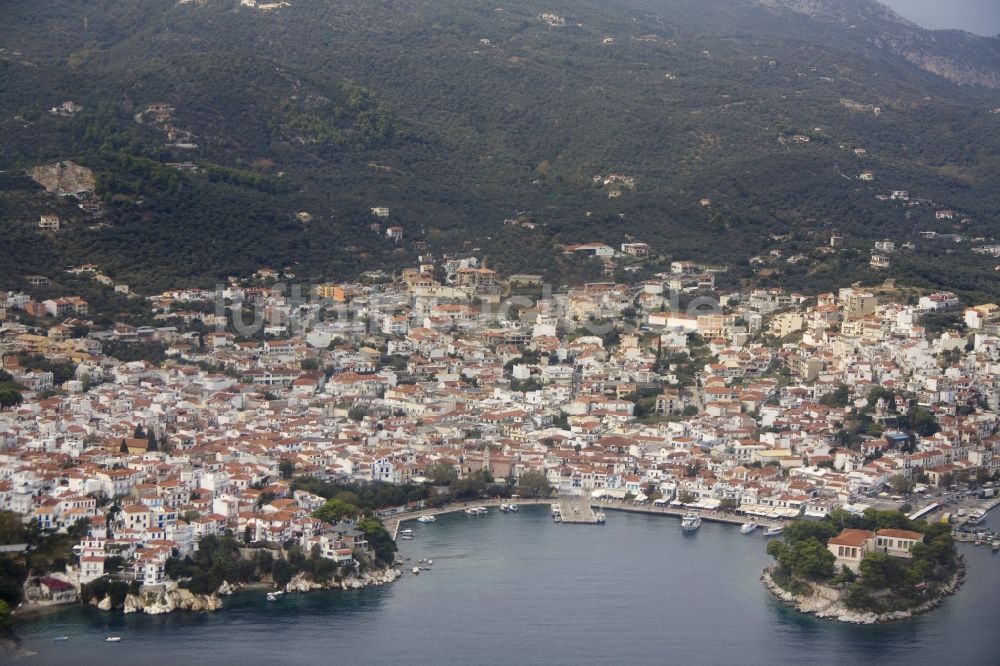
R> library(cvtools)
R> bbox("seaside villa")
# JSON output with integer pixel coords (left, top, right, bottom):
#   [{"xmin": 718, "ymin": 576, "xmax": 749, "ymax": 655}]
[{"xmin": 828, "ymin": 528, "xmax": 925, "ymax": 572}]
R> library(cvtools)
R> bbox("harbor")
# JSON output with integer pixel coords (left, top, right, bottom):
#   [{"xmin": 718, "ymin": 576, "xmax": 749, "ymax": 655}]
[
  {"xmin": 385, "ymin": 496, "xmax": 787, "ymax": 539},
  {"xmin": 13, "ymin": 505, "xmax": 1000, "ymax": 665}
]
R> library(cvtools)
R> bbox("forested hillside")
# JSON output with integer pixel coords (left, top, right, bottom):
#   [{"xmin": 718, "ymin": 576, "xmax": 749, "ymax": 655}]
[{"xmin": 1, "ymin": 0, "xmax": 998, "ymax": 297}]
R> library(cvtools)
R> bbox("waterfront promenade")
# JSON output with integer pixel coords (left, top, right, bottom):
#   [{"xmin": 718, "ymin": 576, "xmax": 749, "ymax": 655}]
[
  {"xmin": 593, "ymin": 499, "xmax": 782, "ymax": 529},
  {"xmin": 386, "ymin": 498, "xmax": 552, "ymax": 538},
  {"xmin": 385, "ymin": 497, "xmax": 782, "ymax": 538}
]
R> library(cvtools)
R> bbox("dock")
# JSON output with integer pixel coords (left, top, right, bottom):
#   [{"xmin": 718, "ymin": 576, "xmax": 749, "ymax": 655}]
[{"xmin": 556, "ymin": 495, "xmax": 599, "ymax": 524}]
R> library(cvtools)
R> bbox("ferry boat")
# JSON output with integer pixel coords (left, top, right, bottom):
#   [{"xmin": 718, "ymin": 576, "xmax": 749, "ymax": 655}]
[
  {"xmin": 106, "ymin": 637, "xmax": 122, "ymax": 643},
  {"xmin": 681, "ymin": 511, "xmax": 702, "ymax": 532},
  {"xmin": 966, "ymin": 509, "xmax": 988, "ymax": 525},
  {"xmin": 763, "ymin": 525, "xmax": 784, "ymax": 537},
  {"xmin": 399, "ymin": 529, "xmax": 415, "ymax": 539},
  {"xmin": 740, "ymin": 521, "xmax": 758, "ymax": 534},
  {"xmin": 417, "ymin": 515, "xmax": 436, "ymax": 523}
]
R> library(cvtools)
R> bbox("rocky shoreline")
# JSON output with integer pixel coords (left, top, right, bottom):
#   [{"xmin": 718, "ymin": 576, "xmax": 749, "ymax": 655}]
[
  {"xmin": 284, "ymin": 567, "xmax": 401, "ymax": 593},
  {"xmin": 761, "ymin": 558, "xmax": 967, "ymax": 624},
  {"xmin": 83, "ymin": 566, "xmax": 401, "ymax": 616}
]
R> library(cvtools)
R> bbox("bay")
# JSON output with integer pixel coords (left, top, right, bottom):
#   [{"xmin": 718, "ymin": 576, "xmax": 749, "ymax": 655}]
[{"xmin": 14, "ymin": 506, "xmax": 1000, "ymax": 665}]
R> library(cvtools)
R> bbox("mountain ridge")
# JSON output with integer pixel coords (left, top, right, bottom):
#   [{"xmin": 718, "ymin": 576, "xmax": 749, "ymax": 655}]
[{"xmin": 0, "ymin": 0, "xmax": 998, "ymax": 301}]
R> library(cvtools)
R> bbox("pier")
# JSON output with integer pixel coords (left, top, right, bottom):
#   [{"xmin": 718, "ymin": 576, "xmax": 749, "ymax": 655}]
[{"xmin": 556, "ymin": 495, "xmax": 599, "ymax": 524}]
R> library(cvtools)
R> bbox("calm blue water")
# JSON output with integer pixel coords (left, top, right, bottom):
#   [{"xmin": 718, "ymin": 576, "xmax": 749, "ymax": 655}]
[{"xmin": 14, "ymin": 506, "xmax": 1000, "ymax": 665}]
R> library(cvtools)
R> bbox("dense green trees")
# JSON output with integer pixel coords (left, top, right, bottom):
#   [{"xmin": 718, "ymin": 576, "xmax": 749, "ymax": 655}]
[
  {"xmin": 767, "ymin": 537, "xmax": 836, "ymax": 583},
  {"xmin": 313, "ymin": 499, "xmax": 361, "ymax": 523},
  {"xmin": 356, "ymin": 517, "xmax": 397, "ymax": 566},
  {"xmin": 0, "ymin": 389, "xmax": 23, "ymax": 410},
  {"xmin": 426, "ymin": 461, "xmax": 459, "ymax": 486},
  {"xmin": 516, "ymin": 471, "xmax": 553, "ymax": 499}
]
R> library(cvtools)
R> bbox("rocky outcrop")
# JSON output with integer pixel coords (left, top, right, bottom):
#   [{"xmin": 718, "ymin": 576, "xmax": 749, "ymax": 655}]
[
  {"xmin": 26, "ymin": 161, "xmax": 95, "ymax": 196},
  {"xmin": 284, "ymin": 567, "xmax": 400, "ymax": 594},
  {"xmin": 116, "ymin": 588, "xmax": 223, "ymax": 615},
  {"xmin": 761, "ymin": 560, "xmax": 966, "ymax": 624}
]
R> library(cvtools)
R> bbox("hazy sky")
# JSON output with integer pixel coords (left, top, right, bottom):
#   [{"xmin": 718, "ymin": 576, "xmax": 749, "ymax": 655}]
[{"xmin": 880, "ymin": 0, "xmax": 1000, "ymax": 36}]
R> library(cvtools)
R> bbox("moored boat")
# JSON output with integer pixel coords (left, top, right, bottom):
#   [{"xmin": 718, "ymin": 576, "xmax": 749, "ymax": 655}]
[
  {"xmin": 500, "ymin": 504, "xmax": 510, "ymax": 512},
  {"xmin": 740, "ymin": 521, "xmax": 758, "ymax": 534},
  {"xmin": 967, "ymin": 509, "xmax": 988, "ymax": 525},
  {"xmin": 508, "ymin": 504, "xmax": 519, "ymax": 512},
  {"xmin": 417, "ymin": 515, "xmax": 437, "ymax": 523},
  {"xmin": 399, "ymin": 529, "xmax": 415, "ymax": 539},
  {"xmin": 763, "ymin": 525, "xmax": 783, "ymax": 537},
  {"xmin": 595, "ymin": 512, "xmax": 606, "ymax": 524},
  {"xmin": 411, "ymin": 567, "xmax": 420, "ymax": 575},
  {"xmin": 106, "ymin": 637, "xmax": 122, "ymax": 643},
  {"xmin": 53, "ymin": 636, "xmax": 69, "ymax": 642},
  {"xmin": 681, "ymin": 511, "xmax": 702, "ymax": 532}
]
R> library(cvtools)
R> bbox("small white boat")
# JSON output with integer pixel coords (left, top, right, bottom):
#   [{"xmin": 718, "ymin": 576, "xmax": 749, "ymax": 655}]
[
  {"xmin": 399, "ymin": 529, "xmax": 414, "ymax": 539},
  {"xmin": 411, "ymin": 567, "xmax": 420, "ymax": 575},
  {"xmin": 105, "ymin": 637, "xmax": 122, "ymax": 643},
  {"xmin": 53, "ymin": 636, "xmax": 69, "ymax": 642},
  {"xmin": 595, "ymin": 512, "xmax": 606, "ymax": 524},
  {"xmin": 267, "ymin": 592, "xmax": 277, "ymax": 601},
  {"xmin": 427, "ymin": 559, "xmax": 433, "ymax": 565},
  {"xmin": 764, "ymin": 525, "xmax": 784, "ymax": 537},
  {"xmin": 500, "ymin": 504, "xmax": 510, "ymax": 512},
  {"xmin": 740, "ymin": 521, "xmax": 758, "ymax": 534},
  {"xmin": 681, "ymin": 511, "xmax": 702, "ymax": 532},
  {"xmin": 417, "ymin": 515, "xmax": 436, "ymax": 523},
  {"xmin": 992, "ymin": 541, "xmax": 999, "ymax": 552},
  {"xmin": 508, "ymin": 504, "xmax": 519, "ymax": 512},
  {"xmin": 476, "ymin": 506, "xmax": 488, "ymax": 514}
]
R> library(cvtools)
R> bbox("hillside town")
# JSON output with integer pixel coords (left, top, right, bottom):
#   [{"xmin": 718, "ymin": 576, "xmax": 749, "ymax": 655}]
[{"xmin": 2, "ymin": 255, "xmax": 1000, "ymax": 607}]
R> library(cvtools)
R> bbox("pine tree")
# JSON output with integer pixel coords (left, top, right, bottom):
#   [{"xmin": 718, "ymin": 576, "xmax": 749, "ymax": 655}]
[
  {"xmin": 119, "ymin": 439, "xmax": 128, "ymax": 454},
  {"xmin": 147, "ymin": 430, "xmax": 158, "ymax": 452}
]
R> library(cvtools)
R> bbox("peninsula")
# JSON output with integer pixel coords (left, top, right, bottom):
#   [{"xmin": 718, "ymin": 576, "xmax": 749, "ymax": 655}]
[{"xmin": 761, "ymin": 508, "xmax": 963, "ymax": 624}]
